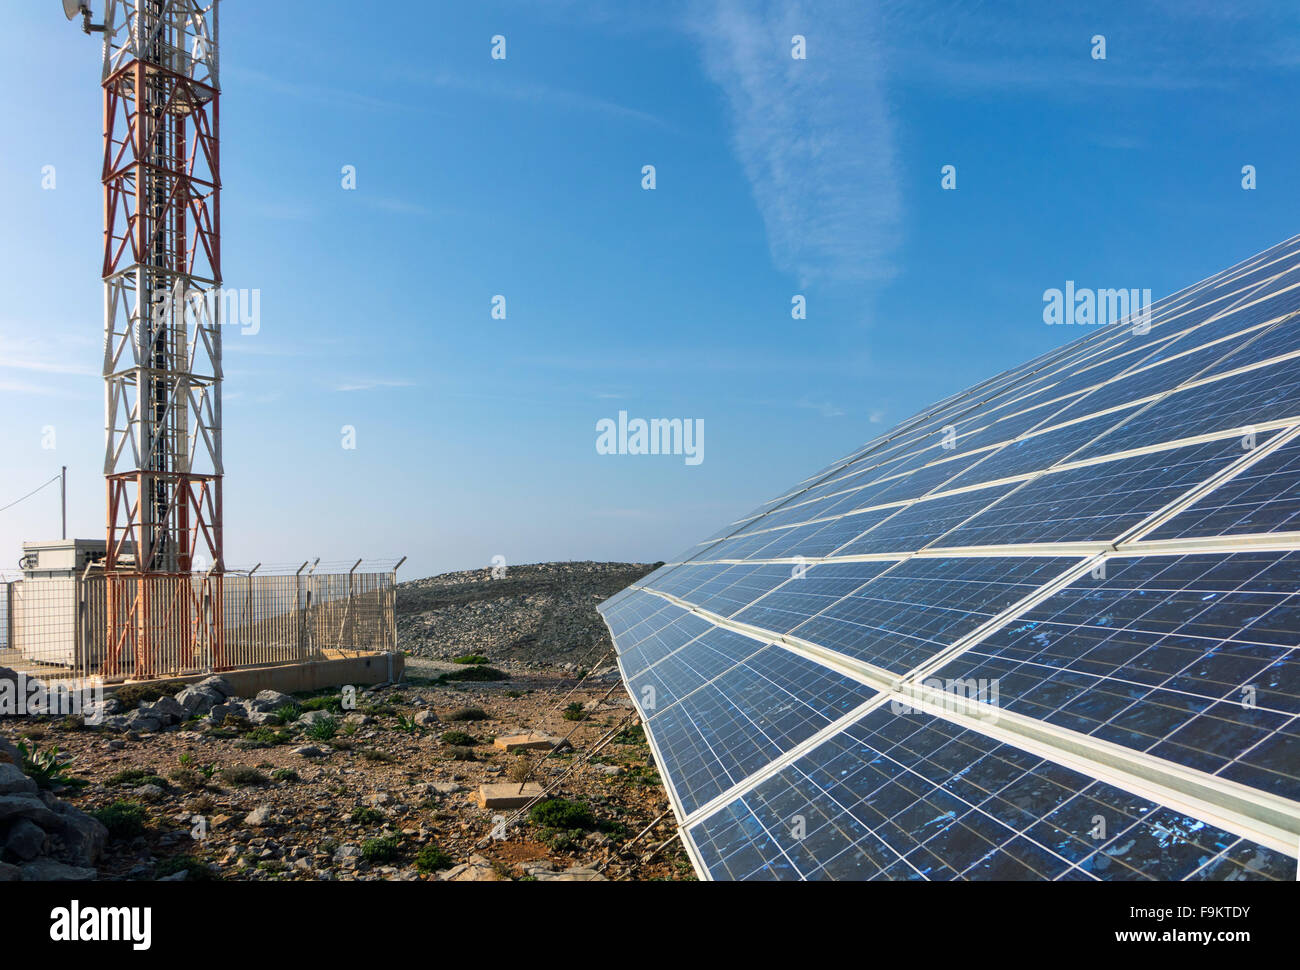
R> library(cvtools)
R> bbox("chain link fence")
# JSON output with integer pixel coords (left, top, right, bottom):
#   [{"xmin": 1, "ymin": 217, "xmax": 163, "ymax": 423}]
[{"xmin": 0, "ymin": 566, "xmax": 397, "ymax": 687}]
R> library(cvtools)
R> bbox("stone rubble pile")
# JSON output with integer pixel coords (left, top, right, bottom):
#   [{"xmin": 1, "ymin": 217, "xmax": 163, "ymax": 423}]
[{"xmin": 0, "ymin": 735, "xmax": 108, "ymax": 882}]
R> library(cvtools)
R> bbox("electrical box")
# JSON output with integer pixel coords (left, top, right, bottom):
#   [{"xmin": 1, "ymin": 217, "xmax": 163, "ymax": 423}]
[{"xmin": 10, "ymin": 539, "xmax": 106, "ymax": 667}]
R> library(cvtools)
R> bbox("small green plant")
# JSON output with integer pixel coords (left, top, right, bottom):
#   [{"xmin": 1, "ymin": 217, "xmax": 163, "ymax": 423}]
[
  {"xmin": 217, "ymin": 766, "xmax": 269, "ymax": 787},
  {"xmin": 562, "ymin": 702, "xmax": 587, "ymax": 722},
  {"xmin": 415, "ymin": 844, "xmax": 453, "ymax": 872},
  {"xmin": 106, "ymin": 767, "xmax": 167, "ymax": 788},
  {"xmin": 298, "ymin": 695, "xmax": 343, "ymax": 714},
  {"xmin": 155, "ymin": 855, "xmax": 217, "ymax": 881},
  {"xmin": 304, "ymin": 715, "xmax": 339, "ymax": 742},
  {"xmin": 361, "ymin": 836, "xmax": 400, "ymax": 863},
  {"xmin": 178, "ymin": 752, "xmax": 195, "ymax": 767},
  {"xmin": 395, "ymin": 715, "xmax": 418, "ymax": 733},
  {"xmin": 439, "ymin": 730, "xmax": 477, "ymax": 746},
  {"xmin": 274, "ymin": 703, "xmax": 303, "ymax": 723},
  {"xmin": 437, "ymin": 666, "xmax": 508, "ymax": 684},
  {"xmin": 17, "ymin": 741, "xmax": 82, "ymax": 790},
  {"xmin": 93, "ymin": 800, "xmax": 147, "ymax": 839},
  {"xmin": 452, "ymin": 654, "xmax": 489, "ymax": 665},
  {"xmin": 271, "ymin": 767, "xmax": 299, "ymax": 783},
  {"xmin": 447, "ymin": 707, "xmax": 488, "ymax": 722},
  {"xmin": 236, "ymin": 727, "xmax": 291, "ymax": 749},
  {"xmin": 167, "ymin": 768, "xmax": 207, "ymax": 791},
  {"xmin": 350, "ymin": 806, "xmax": 386, "ymax": 825},
  {"xmin": 529, "ymin": 798, "xmax": 595, "ymax": 831},
  {"xmin": 113, "ymin": 680, "xmax": 186, "ymax": 708}
]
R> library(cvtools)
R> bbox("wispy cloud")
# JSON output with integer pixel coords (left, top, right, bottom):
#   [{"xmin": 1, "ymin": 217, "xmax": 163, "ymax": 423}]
[
  {"xmin": 796, "ymin": 397, "xmax": 846, "ymax": 418},
  {"xmin": 333, "ymin": 378, "xmax": 417, "ymax": 393},
  {"xmin": 687, "ymin": 0, "xmax": 901, "ymax": 285},
  {"xmin": 404, "ymin": 68, "xmax": 673, "ymax": 131}
]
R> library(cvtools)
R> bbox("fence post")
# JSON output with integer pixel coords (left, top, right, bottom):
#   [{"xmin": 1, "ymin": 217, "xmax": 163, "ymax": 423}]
[{"xmin": 390, "ymin": 556, "xmax": 407, "ymax": 653}]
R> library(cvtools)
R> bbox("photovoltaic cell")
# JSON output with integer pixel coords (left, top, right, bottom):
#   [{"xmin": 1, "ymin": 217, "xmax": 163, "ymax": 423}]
[
  {"xmin": 933, "ymin": 551, "xmax": 1300, "ymax": 800},
  {"xmin": 934, "ymin": 434, "xmax": 1271, "ymax": 548},
  {"xmin": 786, "ymin": 556, "xmax": 1078, "ymax": 674},
  {"xmin": 1146, "ymin": 433, "xmax": 1300, "ymax": 541},
  {"xmin": 647, "ymin": 641, "xmax": 876, "ymax": 815},
  {"xmin": 597, "ymin": 237, "xmax": 1300, "ymax": 880},
  {"xmin": 689, "ymin": 706, "xmax": 1293, "ymax": 881}
]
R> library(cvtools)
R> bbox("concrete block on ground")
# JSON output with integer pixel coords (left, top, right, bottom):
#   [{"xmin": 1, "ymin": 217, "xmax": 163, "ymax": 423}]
[
  {"xmin": 493, "ymin": 733, "xmax": 555, "ymax": 753},
  {"xmin": 476, "ymin": 783, "xmax": 545, "ymax": 810}
]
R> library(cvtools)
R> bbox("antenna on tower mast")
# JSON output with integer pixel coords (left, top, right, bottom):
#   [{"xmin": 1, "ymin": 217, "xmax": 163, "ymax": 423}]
[{"xmin": 62, "ymin": 1, "xmax": 105, "ymax": 34}]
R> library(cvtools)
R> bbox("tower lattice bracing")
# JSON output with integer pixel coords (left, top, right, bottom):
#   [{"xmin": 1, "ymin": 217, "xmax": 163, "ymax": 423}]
[{"xmin": 100, "ymin": 0, "xmax": 223, "ymax": 676}]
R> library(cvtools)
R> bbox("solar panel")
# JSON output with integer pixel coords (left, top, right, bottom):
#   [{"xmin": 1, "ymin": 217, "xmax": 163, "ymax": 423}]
[{"xmin": 599, "ymin": 237, "xmax": 1300, "ymax": 880}]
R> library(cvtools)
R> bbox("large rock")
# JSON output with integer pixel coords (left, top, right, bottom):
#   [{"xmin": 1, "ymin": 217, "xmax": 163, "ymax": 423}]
[
  {"xmin": 51, "ymin": 802, "xmax": 108, "ymax": 867},
  {"xmin": 175, "ymin": 685, "xmax": 221, "ymax": 717},
  {"xmin": 194, "ymin": 675, "xmax": 235, "ymax": 699},
  {"xmin": 295, "ymin": 710, "xmax": 334, "ymax": 728},
  {"xmin": 208, "ymin": 704, "xmax": 232, "ymax": 726},
  {"xmin": 4, "ymin": 818, "xmax": 47, "ymax": 862},
  {"xmin": 252, "ymin": 690, "xmax": 294, "ymax": 713},
  {"xmin": 439, "ymin": 854, "xmax": 500, "ymax": 882},
  {"xmin": 0, "ymin": 794, "xmax": 59, "ymax": 829},
  {"xmin": 0, "ymin": 735, "xmax": 18, "ymax": 766},
  {"xmin": 123, "ymin": 712, "xmax": 162, "ymax": 734},
  {"xmin": 144, "ymin": 695, "xmax": 185, "ymax": 725},
  {"xmin": 0, "ymin": 861, "xmax": 18, "ymax": 882},
  {"xmin": 20, "ymin": 859, "xmax": 96, "ymax": 881},
  {"xmin": 0, "ymin": 763, "xmax": 37, "ymax": 796}
]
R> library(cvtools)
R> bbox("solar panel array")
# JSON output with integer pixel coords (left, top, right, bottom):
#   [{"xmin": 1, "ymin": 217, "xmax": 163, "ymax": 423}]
[{"xmin": 599, "ymin": 237, "xmax": 1300, "ymax": 880}]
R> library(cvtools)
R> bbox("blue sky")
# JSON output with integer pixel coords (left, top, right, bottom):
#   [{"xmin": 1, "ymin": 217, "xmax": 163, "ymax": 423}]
[{"xmin": 1, "ymin": 0, "xmax": 1298, "ymax": 579}]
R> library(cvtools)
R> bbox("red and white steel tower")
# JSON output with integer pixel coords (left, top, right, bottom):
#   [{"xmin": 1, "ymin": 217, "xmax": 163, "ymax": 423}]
[{"xmin": 74, "ymin": 1, "xmax": 224, "ymax": 676}]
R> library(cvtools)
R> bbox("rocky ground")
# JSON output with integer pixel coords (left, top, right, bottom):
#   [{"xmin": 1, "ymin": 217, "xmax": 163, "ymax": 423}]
[
  {"xmin": 0, "ymin": 562, "xmax": 695, "ymax": 882},
  {"xmin": 397, "ymin": 561, "xmax": 659, "ymax": 667}
]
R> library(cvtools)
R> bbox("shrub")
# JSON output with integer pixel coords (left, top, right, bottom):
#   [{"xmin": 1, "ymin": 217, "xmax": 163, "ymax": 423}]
[
  {"xmin": 107, "ymin": 767, "xmax": 167, "ymax": 788},
  {"xmin": 438, "ymin": 666, "xmax": 507, "ymax": 683},
  {"xmin": 271, "ymin": 768, "xmax": 299, "ymax": 783},
  {"xmin": 155, "ymin": 855, "xmax": 216, "ymax": 881},
  {"xmin": 452, "ymin": 654, "xmax": 489, "ymax": 665},
  {"xmin": 361, "ymin": 836, "xmax": 400, "ymax": 863},
  {"xmin": 447, "ymin": 707, "xmax": 488, "ymax": 722},
  {"xmin": 93, "ymin": 800, "xmax": 147, "ymax": 839},
  {"xmin": 350, "ymin": 806, "xmax": 386, "ymax": 825},
  {"xmin": 415, "ymin": 844, "xmax": 454, "ymax": 872},
  {"xmin": 445, "ymin": 747, "xmax": 476, "ymax": 762},
  {"xmin": 561, "ymin": 702, "xmax": 587, "ymax": 722},
  {"xmin": 274, "ymin": 703, "xmax": 303, "ymax": 723},
  {"xmin": 529, "ymin": 798, "xmax": 595, "ymax": 831},
  {"xmin": 217, "ymin": 766, "xmax": 269, "ymax": 787},
  {"xmin": 236, "ymin": 727, "xmax": 291, "ymax": 749},
  {"xmin": 439, "ymin": 730, "xmax": 476, "ymax": 746},
  {"xmin": 114, "ymin": 680, "xmax": 186, "ymax": 708},
  {"xmin": 298, "ymin": 695, "xmax": 343, "ymax": 714},
  {"xmin": 304, "ymin": 716, "xmax": 339, "ymax": 742},
  {"xmin": 167, "ymin": 768, "xmax": 206, "ymax": 791},
  {"xmin": 360, "ymin": 748, "xmax": 394, "ymax": 763}
]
